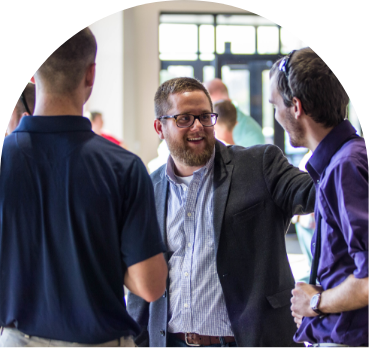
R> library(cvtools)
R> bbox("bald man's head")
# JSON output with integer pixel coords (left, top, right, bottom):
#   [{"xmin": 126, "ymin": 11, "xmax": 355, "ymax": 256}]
[{"xmin": 204, "ymin": 78, "xmax": 229, "ymax": 102}]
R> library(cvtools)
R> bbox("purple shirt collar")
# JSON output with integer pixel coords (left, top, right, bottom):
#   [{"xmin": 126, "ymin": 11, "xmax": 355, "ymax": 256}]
[{"xmin": 306, "ymin": 120, "xmax": 358, "ymax": 183}]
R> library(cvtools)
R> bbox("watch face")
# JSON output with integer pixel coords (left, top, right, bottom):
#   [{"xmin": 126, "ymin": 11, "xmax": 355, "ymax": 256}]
[
  {"xmin": 310, "ymin": 295, "xmax": 319, "ymax": 308},
  {"xmin": 310, "ymin": 294, "xmax": 320, "ymax": 309}
]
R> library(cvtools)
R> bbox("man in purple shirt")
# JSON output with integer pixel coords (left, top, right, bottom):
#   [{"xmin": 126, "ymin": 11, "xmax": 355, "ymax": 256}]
[{"xmin": 269, "ymin": 47, "xmax": 368, "ymax": 347}]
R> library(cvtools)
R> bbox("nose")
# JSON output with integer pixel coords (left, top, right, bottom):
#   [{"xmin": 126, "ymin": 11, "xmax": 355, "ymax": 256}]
[{"xmin": 191, "ymin": 118, "xmax": 204, "ymax": 130}]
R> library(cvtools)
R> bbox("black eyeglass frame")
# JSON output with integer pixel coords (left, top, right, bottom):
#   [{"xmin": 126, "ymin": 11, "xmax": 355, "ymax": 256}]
[
  {"xmin": 278, "ymin": 50, "xmax": 296, "ymax": 79},
  {"xmin": 158, "ymin": 113, "xmax": 218, "ymax": 128},
  {"xmin": 20, "ymin": 92, "xmax": 32, "ymax": 115}
]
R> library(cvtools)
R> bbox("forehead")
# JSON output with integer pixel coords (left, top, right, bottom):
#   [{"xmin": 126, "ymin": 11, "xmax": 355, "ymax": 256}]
[
  {"xmin": 269, "ymin": 74, "xmax": 281, "ymax": 103},
  {"xmin": 168, "ymin": 90, "xmax": 212, "ymax": 113}
]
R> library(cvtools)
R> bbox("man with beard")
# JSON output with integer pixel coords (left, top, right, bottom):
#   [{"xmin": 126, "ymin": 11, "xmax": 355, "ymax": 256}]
[
  {"xmin": 269, "ymin": 48, "xmax": 368, "ymax": 347},
  {"xmin": 127, "ymin": 77, "xmax": 316, "ymax": 347}
]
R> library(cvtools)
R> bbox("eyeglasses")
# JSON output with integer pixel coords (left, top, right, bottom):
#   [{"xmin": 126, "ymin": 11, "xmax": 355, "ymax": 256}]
[
  {"xmin": 19, "ymin": 92, "xmax": 32, "ymax": 115},
  {"xmin": 279, "ymin": 50, "xmax": 296, "ymax": 79},
  {"xmin": 158, "ymin": 113, "xmax": 218, "ymax": 128}
]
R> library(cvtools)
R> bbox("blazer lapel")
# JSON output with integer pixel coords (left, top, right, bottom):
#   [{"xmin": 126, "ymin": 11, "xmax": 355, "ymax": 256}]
[{"xmin": 213, "ymin": 142, "xmax": 234, "ymax": 255}]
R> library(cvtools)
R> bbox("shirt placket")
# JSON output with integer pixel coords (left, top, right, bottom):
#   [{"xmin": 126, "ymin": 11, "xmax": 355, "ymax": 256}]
[{"xmin": 181, "ymin": 171, "xmax": 202, "ymax": 332}]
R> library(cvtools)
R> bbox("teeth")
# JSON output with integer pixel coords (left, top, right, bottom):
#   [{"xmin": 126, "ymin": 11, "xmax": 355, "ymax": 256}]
[{"xmin": 188, "ymin": 137, "xmax": 203, "ymax": 141}]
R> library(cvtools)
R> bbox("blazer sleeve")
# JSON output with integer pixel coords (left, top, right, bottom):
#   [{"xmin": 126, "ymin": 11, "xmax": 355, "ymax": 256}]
[
  {"xmin": 262, "ymin": 145, "xmax": 315, "ymax": 217},
  {"xmin": 127, "ymin": 291, "xmax": 150, "ymax": 347}
]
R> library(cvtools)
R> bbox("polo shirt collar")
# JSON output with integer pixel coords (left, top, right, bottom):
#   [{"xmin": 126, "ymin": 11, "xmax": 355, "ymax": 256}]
[
  {"xmin": 306, "ymin": 119, "xmax": 357, "ymax": 182},
  {"xmin": 14, "ymin": 116, "xmax": 92, "ymax": 133},
  {"xmin": 166, "ymin": 146, "xmax": 215, "ymax": 185}
]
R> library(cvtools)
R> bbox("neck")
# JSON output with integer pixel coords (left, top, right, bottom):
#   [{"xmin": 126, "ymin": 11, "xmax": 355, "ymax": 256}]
[
  {"xmin": 305, "ymin": 120, "xmax": 334, "ymax": 152},
  {"xmin": 215, "ymin": 128, "xmax": 235, "ymax": 145},
  {"xmin": 33, "ymin": 90, "xmax": 84, "ymax": 116},
  {"xmin": 172, "ymin": 157, "xmax": 204, "ymax": 177}
]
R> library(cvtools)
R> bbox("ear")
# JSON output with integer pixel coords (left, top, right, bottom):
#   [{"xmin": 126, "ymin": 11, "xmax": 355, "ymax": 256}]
[
  {"xmin": 292, "ymin": 97, "xmax": 305, "ymax": 120},
  {"xmin": 85, "ymin": 63, "xmax": 96, "ymax": 88},
  {"xmin": 154, "ymin": 119, "xmax": 165, "ymax": 140}
]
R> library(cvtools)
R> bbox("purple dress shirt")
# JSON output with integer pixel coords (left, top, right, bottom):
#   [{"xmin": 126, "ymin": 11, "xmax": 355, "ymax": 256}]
[{"xmin": 294, "ymin": 120, "xmax": 368, "ymax": 346}]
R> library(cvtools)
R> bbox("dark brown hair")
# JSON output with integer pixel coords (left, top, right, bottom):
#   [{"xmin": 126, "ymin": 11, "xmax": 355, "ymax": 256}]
[
  {"xmin": 213, "ymin": 99, "xmax": 237, "ymax": 131},
  {"xmin": 154, "ymin": 77, "xmax": 213, "ymax": 119},
  {"xmin": 90, "ymin": 111, "xmax": 102, "ymax": 122},
  {"xmin": 270, "ymin": 47, "xmax": 349, "ymax": 128},
  {"xmin": 35, "ymin": 28, "xmax": 97, "ymax": 93}
]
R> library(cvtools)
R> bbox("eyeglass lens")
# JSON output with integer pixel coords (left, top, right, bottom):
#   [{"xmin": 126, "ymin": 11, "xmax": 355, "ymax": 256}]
[{"xmin": 176, "ymin": 114, "xmax": 216, "ymax": 128}]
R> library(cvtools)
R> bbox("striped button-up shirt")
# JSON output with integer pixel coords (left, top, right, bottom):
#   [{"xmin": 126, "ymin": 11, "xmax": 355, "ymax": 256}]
[{"xmin": 165, "ymin": 150, "xmax": 233, "ymax": 336}]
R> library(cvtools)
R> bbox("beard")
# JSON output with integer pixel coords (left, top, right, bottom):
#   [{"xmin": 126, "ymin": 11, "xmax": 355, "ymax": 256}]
[
  {"xmin": 285, "ymin": 108, "xmax": 305, "ymax": 148},
  {"xmin": 165, "ymin": 130, "xmax": 216, "ymax": 167}
]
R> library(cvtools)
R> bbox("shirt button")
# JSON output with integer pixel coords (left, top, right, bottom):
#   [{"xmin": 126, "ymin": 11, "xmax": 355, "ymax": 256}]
[
  {"xmin": 184, "ymin": 303, "xmax": 188, "ymax": 308},
  {"xmin": 188, "ymin": 243, "xmax": 192, "ymax": 247},
  {"xmin": 187, "ymin": 212, "xmax": 192, "ymax": 217},
  {"xmin": 184, "ymin": 272, "xmax": 189, "ymax": 277}
]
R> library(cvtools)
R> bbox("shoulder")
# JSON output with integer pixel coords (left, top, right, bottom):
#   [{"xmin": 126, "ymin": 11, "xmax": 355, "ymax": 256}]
[
  {"xmin": 224, "ymin": 143, "xmax": 283, "ymax": 161},
  {"xmin": 150, "ymin": 163, "xmax": 166, "ymax": 184},
  {"xmin": 329, "ymin": 136, "xmax": 367, "ymax": 171}
]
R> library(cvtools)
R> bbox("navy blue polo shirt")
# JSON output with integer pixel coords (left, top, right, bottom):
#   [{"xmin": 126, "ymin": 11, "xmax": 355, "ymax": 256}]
[{"xmin": 0, "ymin": 116, "xmax": 166, "ymax": 344}]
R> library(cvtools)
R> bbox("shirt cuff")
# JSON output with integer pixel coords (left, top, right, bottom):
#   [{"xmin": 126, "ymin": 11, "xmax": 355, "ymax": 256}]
[{"xmin": 353, "ymin": 251, "xmax": 368, "ymax": 278}]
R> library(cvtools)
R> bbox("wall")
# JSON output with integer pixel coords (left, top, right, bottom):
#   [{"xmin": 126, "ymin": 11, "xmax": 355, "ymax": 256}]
[{"xmin": 87, "ymin": 11, "xmax": 124, "ymax": 141}]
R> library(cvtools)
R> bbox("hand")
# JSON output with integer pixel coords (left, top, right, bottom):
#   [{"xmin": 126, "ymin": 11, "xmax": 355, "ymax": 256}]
[
  {"xmin": 291, "ymin": 282, "xmax": 323, "ymax": 318},
  {"xmin": 291, "ymin": 311, "xmax": 303, "ymax": 329}
]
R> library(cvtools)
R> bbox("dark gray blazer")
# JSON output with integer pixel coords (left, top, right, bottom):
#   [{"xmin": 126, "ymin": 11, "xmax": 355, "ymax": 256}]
[{"xmin": 127, "ymin": 141, "xmax": 315, "ymax": 347}]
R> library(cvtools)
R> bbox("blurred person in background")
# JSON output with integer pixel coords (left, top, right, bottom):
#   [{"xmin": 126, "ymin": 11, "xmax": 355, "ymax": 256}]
[
  {"xmin": 204, "ymin": 78, "xmax": 265, "ymax": 147},
  {"xmin": 213, "ymin": 99, "xmax": 237, "ymax": 145},
  {"xmin": 6, "ymin": 82, "xmax": 35, "ymax": 135},
  {"xmin": 90, "ymin": 110, "xmax": 128, "ymax": 149}
]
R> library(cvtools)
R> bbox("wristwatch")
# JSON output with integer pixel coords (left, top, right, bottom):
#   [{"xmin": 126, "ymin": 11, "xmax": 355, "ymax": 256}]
[{"xmin": 310, "ymin": 292, "xmax": 323, "ymax": 315}]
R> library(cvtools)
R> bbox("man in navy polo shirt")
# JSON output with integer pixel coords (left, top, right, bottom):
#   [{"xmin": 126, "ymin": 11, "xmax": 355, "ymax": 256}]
[
  {"xmin": 269, "ymin": 47, "xmax": 368, "ymax": 347},
  {"xmin": 0, "ymin": 28, "xmax": 167, "ymax": 346}
]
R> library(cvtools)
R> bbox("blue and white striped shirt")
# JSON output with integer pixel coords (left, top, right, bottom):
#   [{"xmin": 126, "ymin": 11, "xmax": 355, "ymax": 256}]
[{"xmin": 165, "ymin": 149, "xmax": 233, "ymax": 336}]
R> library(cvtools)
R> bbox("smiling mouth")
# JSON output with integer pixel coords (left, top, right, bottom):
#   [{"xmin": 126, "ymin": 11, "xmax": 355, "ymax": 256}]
[{"xmin": 187, "ymin": 137, "xmax": 204, "ymax": 142}]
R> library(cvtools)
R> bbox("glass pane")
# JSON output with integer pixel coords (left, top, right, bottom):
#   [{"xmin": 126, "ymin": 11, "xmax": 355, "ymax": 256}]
[
  {"xmin": 200, "ymin": 53, "xmax": 215, "ymax": 61},
  {"xmin": 160, "ymin": 14, "xmax": 214, "ymax": 24},
  {"xmin": 199, "ymin": 25, "xmax": 214, "ymax": 53},
  {"xmin": 258, "ymin": 26, "xmax": 279, "ymax": 54},
  {"xmin": 159, "ymin": 53, "xmax": 198, "ymax": 61},
  {"xmin": 216, "ymin": 26, "xmax": 255, "ymax": 54},
  {"xmin": 348, "ymin": 101, "xmax": 362, "ymax": 136},
  {"xmin": 221, "ymin": 65, "xmax": 250, "ymax": 115},
  {"xmin": 217, "ymin": 14, "xmax": 275, "ymax": 26},
  {"xmin": 262, "ymin": 69, "xmax": 274, "ymax": 144},
  {"xmin": 280, "ymin": 28, "xmax": 306, "ymax": 54},
  {"xmin": 203, "ymin": 66, "xmax": 215, "ymax": 83},
  {"xmin": 159, "ymin": 24, "xmax": 198, "ymax": 55},
  {"xmin": 160, "ymin": 65, "xmax": 194, "ymax": 84}
]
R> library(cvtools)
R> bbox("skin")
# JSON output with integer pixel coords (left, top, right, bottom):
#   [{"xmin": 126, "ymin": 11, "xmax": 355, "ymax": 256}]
[
  {"xmin": 269, "ymin": 72, "xmax": 369, "ymax": 328},
  {"xmin": 91, "ymin": 113, "xmax": 103, "ymax": 135},
  {"xmin": 154, "ymin": 90, "xmax": 216, "ymax": 177}
]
